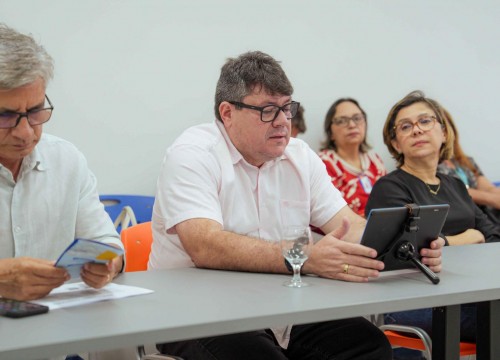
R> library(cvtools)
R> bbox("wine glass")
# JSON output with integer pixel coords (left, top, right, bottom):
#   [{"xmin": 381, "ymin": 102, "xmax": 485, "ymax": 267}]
[{"xmin": 280, "ymin": 226, "xmax": 313, "ymax": 287}]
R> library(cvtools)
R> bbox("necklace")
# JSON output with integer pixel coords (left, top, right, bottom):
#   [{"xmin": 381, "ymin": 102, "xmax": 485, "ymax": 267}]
[
  {"xmin": 425, "ymin": 182, "xmax": 440, "ymax": 195},
  {"xmin": 400, "ymin": 165, "xmax": 441, "ymax": 195}
]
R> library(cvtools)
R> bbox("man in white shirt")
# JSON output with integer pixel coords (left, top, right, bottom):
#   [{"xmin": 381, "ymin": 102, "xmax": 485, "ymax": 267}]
[
  {"xmin": 151, "ymin": 51, "xmax": 444, "ymax": 359},
  {"xmin": 0, "ymin": 23, "xmax": 123, "ymax": 302}
]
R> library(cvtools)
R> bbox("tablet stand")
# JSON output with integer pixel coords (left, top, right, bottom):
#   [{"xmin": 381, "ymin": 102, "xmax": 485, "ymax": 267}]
[
  {"xmin": 396, "ymin": 241, "xmax": 440, "ymax": 284},
  {"xmin": 396, "ymin": 204, "xmax": 440, "ymax": 285}
]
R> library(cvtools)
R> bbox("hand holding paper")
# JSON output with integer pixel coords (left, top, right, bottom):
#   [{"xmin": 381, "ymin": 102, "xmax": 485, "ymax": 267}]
[
  {"xmin": 55, "ymin": 239, "xmax": 124, "ymax": 279},
  {"xmin": 81, "ymin": 253, "xmax": 124, "ymax": 289}
]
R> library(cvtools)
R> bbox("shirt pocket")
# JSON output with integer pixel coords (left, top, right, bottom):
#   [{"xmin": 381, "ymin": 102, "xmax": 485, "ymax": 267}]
[{"xmin": 280, "ymin": 199, "xmax": 310, "ymax": 228}]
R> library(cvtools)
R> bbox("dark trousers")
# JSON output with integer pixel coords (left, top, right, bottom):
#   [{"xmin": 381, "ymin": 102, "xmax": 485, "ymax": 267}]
[{"xmin": 157, "ymin": 317, "xmax": 392, "ymax": 360}]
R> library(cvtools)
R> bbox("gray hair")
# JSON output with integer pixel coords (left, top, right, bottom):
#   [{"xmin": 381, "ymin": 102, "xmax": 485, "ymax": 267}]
[
  {"xmin": 0, "ymin": 23, "xmax": 54, "ymax": 89},
  {"xmin": 214, "ymin": 51, "xmax": 293, "ymax": 121}
]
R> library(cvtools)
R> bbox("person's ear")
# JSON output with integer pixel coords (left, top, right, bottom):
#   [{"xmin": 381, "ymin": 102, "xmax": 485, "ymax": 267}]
[
  {"xmin": 219, "ymin": 102, "xmax": 233, "ymax": 127},
  {"xmin": 441, "ymin": 125, "xmax": 447, "ymax": 143},
  {"xmin": 391, "ymin": 138, "xmax": 402, "ymax": 154},
  {"xmin": 330, "ymin": 127, "xmax": 336, "ymax": 142}
]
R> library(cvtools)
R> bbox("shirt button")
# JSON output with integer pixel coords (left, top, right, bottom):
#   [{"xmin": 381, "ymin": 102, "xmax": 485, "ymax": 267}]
[{"xmin": 14, "ymin": 226, "xmax": 21, "ymax": 233}]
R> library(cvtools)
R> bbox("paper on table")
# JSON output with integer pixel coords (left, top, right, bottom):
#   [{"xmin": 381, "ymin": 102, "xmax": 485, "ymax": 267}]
[
  {"xmin": 32, "ymin": 282, "xmax": 153, "ymax": 310},
  {"xmin": 55, "ymin": 238, "xmax": 124, "ymax": 279}
]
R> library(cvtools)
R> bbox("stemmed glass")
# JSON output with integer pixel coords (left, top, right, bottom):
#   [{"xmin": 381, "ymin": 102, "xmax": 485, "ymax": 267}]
[{"xmin": 280, "ymin": 226, "xmax": 313, "ymax": 287}]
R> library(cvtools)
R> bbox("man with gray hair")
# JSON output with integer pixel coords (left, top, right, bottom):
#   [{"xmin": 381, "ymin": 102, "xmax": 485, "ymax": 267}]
[
  {"xmin": 151, "ymin": 51, "xmax": 445, "ymax": 358},
  {"xmin": 0, "ymin": 23, "xmax": 123, "ymax": 303}
]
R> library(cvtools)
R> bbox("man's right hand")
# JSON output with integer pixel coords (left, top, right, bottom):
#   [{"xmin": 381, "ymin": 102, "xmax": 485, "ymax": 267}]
[
  {"xmin": 303, "ymin": 217, "xmax": 385, "ymax": 282},
  {"xmin": 0, "ymin": 257, "xmax": 69, "ymax": 301}
]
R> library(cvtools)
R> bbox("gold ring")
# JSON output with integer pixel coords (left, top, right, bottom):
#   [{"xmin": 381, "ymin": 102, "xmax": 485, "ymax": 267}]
[{"xmin": 343, "ymin": 264, "xmax": 350, "ymax": 274}]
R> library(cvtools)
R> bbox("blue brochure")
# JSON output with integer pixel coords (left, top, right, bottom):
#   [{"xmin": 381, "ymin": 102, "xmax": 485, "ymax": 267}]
[{"xmin": 55, "ymin": 239, "xmax": 124, "ymax": 279}]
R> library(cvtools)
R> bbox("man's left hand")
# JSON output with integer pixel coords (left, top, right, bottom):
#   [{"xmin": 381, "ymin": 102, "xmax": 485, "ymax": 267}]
[{"xmin": 80, "ymin": 255, "xmax": 123, "ymax": 289}]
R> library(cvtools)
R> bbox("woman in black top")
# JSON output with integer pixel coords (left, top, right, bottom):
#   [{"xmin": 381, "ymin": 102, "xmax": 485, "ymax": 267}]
[
  {"xmin": 366, "ymin": 91, "xmax": 500, "ymax": 359},
  {"xmin": 367, "ymin": 169, "xmax": 500, "ymax": 243},
  {"xmin": 367, "ymin": 91, "xmax": 500, "ymax": 244}
]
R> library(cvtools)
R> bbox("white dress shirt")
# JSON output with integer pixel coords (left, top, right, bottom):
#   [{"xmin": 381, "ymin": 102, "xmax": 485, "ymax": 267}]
[
  {"xmin": 0, "ymin": 133, "xmax": 121, "ymax": 261},
  {"xmin": 150, "ymin": 120, "xmax": 346, "ymax": 270},
  {"xmin": 150, "ymin": 120, "xmax": 347, "ymax": 348}
]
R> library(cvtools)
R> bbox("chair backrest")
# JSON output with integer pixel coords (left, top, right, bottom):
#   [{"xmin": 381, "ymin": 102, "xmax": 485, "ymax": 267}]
[
  {"xmin": 120, "ymin": 221, "xmax": 153, "ymax": 272},
  {"xmin": 381, "ymin": 326, "xmax": 476, "ymax": 358},
  {"xmin": 100, "ymin": 194, "xmax": 155, "ymax": 232}
]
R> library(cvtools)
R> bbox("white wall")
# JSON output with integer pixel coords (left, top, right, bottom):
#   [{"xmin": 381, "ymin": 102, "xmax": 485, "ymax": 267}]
[{"xmin": 2, "ymin": 0, "xmax": 499, "ymax": 195}]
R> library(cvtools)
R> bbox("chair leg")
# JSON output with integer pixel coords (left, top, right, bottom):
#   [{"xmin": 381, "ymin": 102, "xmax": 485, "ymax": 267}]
[
  {"xmin": 137, "ymin": 345, "xmax": 185, "ymax": 360},
  {"xmin": 369, "ymin": 313, "xmax": 384, "ymax": 326},
  {"xmin": 136, "ymin": 345, "xmax": 145, "ymax": 360},
  {"xmin": 380, "ymin": 324, "xmax": 432, "ymax": 360}
]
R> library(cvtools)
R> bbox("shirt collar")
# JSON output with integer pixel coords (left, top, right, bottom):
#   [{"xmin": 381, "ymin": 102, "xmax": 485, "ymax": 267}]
[
  {"xmin": 0, "ymin": 145, "xmax": 45, "ymax": 178},
  {"xmin": 21, "ymin": 137, "xmax": 47, "ymax": 173}
]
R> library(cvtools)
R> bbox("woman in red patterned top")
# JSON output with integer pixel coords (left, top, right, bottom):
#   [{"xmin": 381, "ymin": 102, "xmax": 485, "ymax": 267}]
[{"xmin": 319, "ymin": 98, "xmax": 386, "ymax": 217}]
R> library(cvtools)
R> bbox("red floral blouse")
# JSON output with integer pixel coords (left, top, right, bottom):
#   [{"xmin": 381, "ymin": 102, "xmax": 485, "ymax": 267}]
[{"xmin": 319, "ymin": 149, "xmax": 386, "ymax": 217}]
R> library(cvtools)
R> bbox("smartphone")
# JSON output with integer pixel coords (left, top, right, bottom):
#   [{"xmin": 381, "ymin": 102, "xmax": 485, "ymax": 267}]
[{"xmin": 0, "ymin": 298, "xmax": 49, "ymax": 318}]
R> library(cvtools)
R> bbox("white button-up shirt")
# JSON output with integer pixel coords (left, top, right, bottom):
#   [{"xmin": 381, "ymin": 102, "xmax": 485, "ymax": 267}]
[
  {"xmin": 151, "ymin": 120, "xmax": 346, "ymax": 268},
  {"xmin": 0, "ymin": 133, "xmax": 121, "ymax": 261},
  {"xmin": 150, "ymin": 121, "xmax": 347, "ymax": 348}
]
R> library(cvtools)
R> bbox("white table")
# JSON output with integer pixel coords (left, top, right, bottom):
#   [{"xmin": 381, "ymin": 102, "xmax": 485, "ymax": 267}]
[{"xmin": 1, "ymin": 243, "xmax": 499, "ymax": 360}]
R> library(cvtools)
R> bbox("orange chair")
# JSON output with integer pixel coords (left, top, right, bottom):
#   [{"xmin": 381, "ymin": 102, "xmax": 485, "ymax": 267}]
[
  {"xmin": 380, "ymin": 324, "xmax": 476, "ymax": 359},
  {"xmin": 121, "ymin": 221, "xmax": 153, "ymax": 272},
  {"xmin": 120, "ymin": 222, "xmax": 183, "ymax": 360}
]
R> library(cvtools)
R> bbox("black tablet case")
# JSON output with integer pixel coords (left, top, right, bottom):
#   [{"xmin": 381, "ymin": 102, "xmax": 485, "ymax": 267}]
[{"xmin": 361, "ymin": 204, "xmax": 449, "ymax": 271}]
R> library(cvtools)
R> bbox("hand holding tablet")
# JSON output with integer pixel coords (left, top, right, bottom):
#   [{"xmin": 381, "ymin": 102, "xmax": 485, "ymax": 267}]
[{"xmin": 360, "ymin": 204, "xmax": 449, "ymax": 283}]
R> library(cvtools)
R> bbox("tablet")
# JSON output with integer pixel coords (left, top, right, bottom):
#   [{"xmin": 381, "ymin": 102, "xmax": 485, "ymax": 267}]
[{"xmin": 360, "ymin": 204, "xmax": 449, "ymax": 271}]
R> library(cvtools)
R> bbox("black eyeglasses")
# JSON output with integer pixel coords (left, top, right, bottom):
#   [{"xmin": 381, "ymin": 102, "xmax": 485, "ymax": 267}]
[
  {"xmin": 228, "ymin": 101, "xmax": 300, "ymax": 123},
  {"xmin": 0, "ymin": 95, "xmax": 54, "ymax": 129}
]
